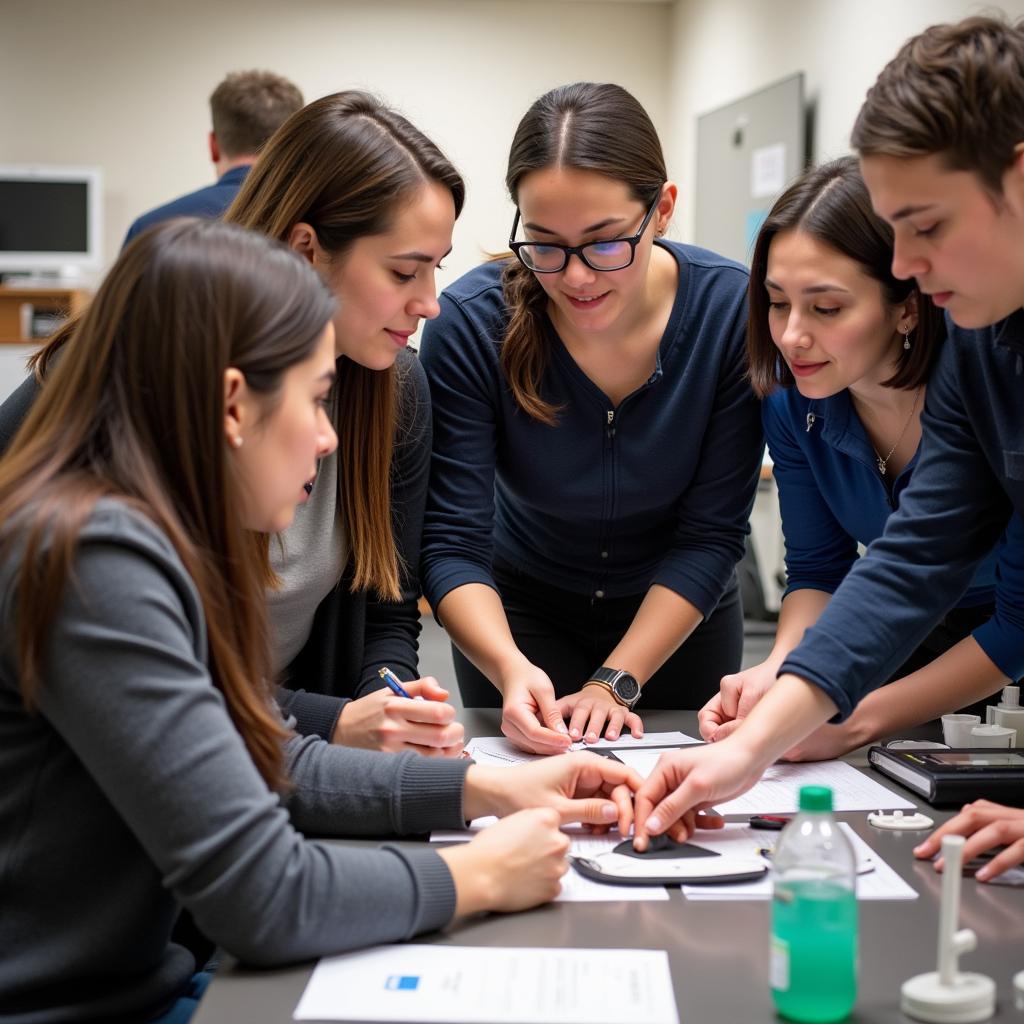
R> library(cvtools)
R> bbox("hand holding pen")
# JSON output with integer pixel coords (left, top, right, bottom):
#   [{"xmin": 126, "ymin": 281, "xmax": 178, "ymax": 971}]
[{"xmin": 330, "ymin": 666, "xmax": 466, "ymax": 757}]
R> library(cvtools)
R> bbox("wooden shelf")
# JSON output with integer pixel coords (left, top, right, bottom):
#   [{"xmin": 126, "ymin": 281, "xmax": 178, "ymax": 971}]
[{"xmin": 0, "ymin": 286, "xmax": 91, "ymax": 345}]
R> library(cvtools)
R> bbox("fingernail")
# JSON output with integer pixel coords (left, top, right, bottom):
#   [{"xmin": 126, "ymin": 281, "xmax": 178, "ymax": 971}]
[
  {"xmin": 586, "ymin": 732, "xmax": 597, "ymax": 743},
  {"xmin": 607, "ymin": 730, "xmax": 619, "ymax": 740},
  {"xmin": 601, "ymin": 804, "xmax": 617, "ymax": 820},
  {"xmin": 913, "ymin": 843, "xmax": 926, "ymax": 853},
  {"xmin": 975, "ymin": 867, "xmax": 990, "ymax": 881},
  {"xmin": 570, "ymin": 728, "xmax": 581, "ymax": 739},
  {"xmin": 647, "ymin": 815, "xmax": 662, "ymax": 833},
  {"xmin": 557, "ymin": 723, "xmax": 569, "ymax": 734}
]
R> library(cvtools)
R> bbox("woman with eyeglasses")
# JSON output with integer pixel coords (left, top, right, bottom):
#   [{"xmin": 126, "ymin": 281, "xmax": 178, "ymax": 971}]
[{"xmin": 420, "ymin": 82, "xmax": 763, "ymax": 754}]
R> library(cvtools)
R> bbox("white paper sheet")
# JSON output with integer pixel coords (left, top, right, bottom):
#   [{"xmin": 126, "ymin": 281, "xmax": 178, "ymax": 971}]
[
  {"xmin": 680, "ymin": 822, "xmax": 917, "ymax": 901},
  {"xmin": 612, "ymin": 752, "xmax": 917, "ymax": 814},
  {"xmin": 429, "ymin": 825, "xmax": 669, "ymax": 902},
  {"xmin": 293, "ymin": 945, "xmax": 680, "ymax": 1023},
  {"xmin": 462, "ymin": 732, "xmax": 700, "ymax": 769},
  {"xmin": 571, "ymin": 731, "xmax": 701, "ymax": 751}
]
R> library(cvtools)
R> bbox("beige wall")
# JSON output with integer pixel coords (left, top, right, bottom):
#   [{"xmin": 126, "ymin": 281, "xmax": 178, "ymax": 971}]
[
  {"xmin": 667, "ymin": 0, "xmax": 1024, "ymax": 244},
  {"xmin": 0, "ymin": 0, "xmax": 672, "ymax": 290}
]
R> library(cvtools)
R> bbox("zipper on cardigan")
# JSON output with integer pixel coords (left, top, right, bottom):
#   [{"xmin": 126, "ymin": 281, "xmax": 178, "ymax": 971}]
[
  {"xmin": 606, "ymin": 409, "xmax": 616, "ymax": 439},
  {"xmin": 805, "ymin": 412, "xmax": 816, "ymax": 433}
]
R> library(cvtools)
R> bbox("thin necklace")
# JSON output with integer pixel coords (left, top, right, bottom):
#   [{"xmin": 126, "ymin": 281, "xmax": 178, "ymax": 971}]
[{"xmin": 873, "ymin": 386, "xmax": 922, "ymax": 476}]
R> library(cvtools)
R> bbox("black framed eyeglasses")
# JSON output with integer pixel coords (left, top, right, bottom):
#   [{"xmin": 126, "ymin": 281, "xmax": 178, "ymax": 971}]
[{"xmin": 508, "ymin": 196, "xmax": 661, "ymax": 274}]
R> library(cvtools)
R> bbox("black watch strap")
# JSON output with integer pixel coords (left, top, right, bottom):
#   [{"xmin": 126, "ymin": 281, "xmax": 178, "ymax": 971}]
[{"xmin": 586, "ymin": 667, "xmax": 641, "ymax": 709}]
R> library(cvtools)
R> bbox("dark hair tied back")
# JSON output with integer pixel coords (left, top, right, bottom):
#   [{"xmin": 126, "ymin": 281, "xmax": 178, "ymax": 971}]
[{"xmin": 501, "ymin": 83, "xmax": 667, "ymax": 423}]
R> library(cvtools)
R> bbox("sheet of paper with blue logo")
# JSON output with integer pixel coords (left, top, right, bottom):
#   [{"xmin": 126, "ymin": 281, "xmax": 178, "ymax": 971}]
[{"xmin": 293, "ymin": 945, "xmax": 679, "ymax": 1023}]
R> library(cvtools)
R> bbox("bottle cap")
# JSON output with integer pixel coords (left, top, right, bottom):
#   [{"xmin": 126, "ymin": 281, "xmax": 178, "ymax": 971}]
[{"xmin": 798, "ymin": 785, "xmax": 832, "ymax": 812}]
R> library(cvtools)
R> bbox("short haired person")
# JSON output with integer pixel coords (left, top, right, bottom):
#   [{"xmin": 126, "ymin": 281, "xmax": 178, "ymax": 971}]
[
  {"xmin": 122, "ymin": 69, "xmax": 303, "ymax": 245},
  {"xmin": 420, "ymin": 83, "xmax": 762, "ymax": 754},
  {"xmin": 704, "ymin": 156, "xmax": 1017, "ymax": 763},
  {"xmin": 0, "ymin": 218, "xmax": 645, "ymax": 1022},
  {"xmin": 632, "ymin": 16, "xmax": 1024, "ymax": 880}
]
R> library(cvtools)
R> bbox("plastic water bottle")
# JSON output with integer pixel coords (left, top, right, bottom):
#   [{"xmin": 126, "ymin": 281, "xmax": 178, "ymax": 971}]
[{"xmin": 770, "ymin": 785, "xmax": 857, "ymax": 1022}]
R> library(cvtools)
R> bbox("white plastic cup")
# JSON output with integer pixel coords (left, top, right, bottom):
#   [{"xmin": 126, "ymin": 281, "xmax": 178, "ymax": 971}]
[
  {"xmin": 941, "ymin": 713, "xmax": 981, "ymax": 747},
  {"xmin": 969, "ymin": 724, "xmax": 1015, "ymax": 748}
]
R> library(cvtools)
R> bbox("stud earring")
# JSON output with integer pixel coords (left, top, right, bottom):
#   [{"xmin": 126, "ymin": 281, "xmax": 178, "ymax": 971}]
[
  {"xmin": 231, "ymin": 435, "xmax": 243, "ymax": 449},
  {"xmin": 900, "ymin": 324, "xmax": 912, "ymax": 351}
]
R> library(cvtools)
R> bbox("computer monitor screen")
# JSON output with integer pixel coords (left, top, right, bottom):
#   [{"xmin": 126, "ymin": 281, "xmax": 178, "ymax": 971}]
[{"xmin": 0, "ymin": 166, "xmax": 102, "ymax": 276}]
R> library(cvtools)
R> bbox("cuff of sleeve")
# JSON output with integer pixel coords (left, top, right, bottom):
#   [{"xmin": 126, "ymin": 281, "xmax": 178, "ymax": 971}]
[
  {"xmin": 288, "ymin": 691, "xmax": 348, "ymax": 742},
  {"xmin": 397, "ymin": 756, "xmax": 471, "ymax": 834},
  {"xmin": 776, "ymin": 656, "xmax": 854, "ymax": 723},
  {"xmin": 423, "ymin": 566, "xmax": 498, "ymax": 615},
  {"xmin": 651, "ymin": 554, "xmax": 740, "ymax": 620},
  {"xmin": 379, "ymin": 845, "xmax": 457, "ymax": 936},
  {"xmin": 972, "ymin": 619, "xmax": 1024, "ymax": 680}
]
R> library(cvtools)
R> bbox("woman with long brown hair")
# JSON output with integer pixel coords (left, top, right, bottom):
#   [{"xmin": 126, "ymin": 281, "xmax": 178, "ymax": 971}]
[
  {"xmin": 0, "ymin": 91, "xmax": 467, "ymax": 756},
  {"xmin": 420, "ymin": 82, "xmax": 763, "ymax": 753},
  {"xmin": 0, "ymin": 218, "xmax": 642, "ymax": 1023}
]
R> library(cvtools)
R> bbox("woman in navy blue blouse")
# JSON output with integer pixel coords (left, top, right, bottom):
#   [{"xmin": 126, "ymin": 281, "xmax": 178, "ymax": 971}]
[
  {"xmin": 700, "ymin": 157, "xmax": 1017, "ymax": 759},
  {"xmin": 420, "ymin": 83, "xmax": 763, "ymax": 753}
]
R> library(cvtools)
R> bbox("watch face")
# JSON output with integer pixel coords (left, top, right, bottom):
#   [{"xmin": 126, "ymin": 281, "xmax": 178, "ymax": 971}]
[{"xmin": 614, "ymin": 674, "xmax": 640, "ymax": 702}]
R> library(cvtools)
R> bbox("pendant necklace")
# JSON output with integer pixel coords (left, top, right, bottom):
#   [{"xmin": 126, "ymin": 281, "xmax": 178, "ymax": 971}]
[{"xmin": 873, "ymin": 387, "xmax": 922, "ymax": 477}]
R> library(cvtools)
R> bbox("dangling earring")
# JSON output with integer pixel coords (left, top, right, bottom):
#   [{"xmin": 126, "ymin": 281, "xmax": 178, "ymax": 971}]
[{"xmin": 900, "ymin": 324, "xmax": 912, "ymax": 351}]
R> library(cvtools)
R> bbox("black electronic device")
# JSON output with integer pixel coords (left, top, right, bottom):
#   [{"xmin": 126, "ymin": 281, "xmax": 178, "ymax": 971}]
[
  {"xmin": 570, "ymin": 835, "xmax": 768, "ymax": 886},
  {"xmin": 868, "ymin": 746, "xmax": 1024, "ymax": 807}
]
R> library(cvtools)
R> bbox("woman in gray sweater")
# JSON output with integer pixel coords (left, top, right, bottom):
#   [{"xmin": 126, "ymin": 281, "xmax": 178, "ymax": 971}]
[{"xmin": 0, "ymin": 219, "xmax": 641, "ymax": 1024}]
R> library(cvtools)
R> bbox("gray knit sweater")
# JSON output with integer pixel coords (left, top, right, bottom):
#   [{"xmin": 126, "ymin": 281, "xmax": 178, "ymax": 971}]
[{"xmin": 0, "ymin": 501, "xmax": 470, "ymax": 1023}]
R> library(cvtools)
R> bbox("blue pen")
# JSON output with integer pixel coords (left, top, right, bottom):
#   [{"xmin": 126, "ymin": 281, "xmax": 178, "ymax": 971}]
[{"xmin": 378, "ymin": 666, "xmax": 413, "ymax": 699}]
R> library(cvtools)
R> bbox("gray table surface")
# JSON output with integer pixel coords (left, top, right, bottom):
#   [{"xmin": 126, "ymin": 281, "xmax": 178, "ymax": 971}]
[{"xmin": 193, "ymin": 709, "xmax": 1024, "ymax": 1024}]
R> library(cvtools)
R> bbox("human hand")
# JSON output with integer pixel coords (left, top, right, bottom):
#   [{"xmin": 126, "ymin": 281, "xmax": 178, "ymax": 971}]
[
  {"xmin": 438, "ymin": 808, "xmax": 570, "ymax": 915},
  {"xmin": 500, "ymin": 663, "xmax": 572, "ymax": 755},
  {"xmin": 698, "ymin": 660, "xmax": 779, "ymax": 742},
  {"xmin": 332, "ymin": 677, "xmax": 464, "ymax": 756},
  {"xmin": 632, "ymin": 737, "xmax": 769, "ymax": 850},
  {"xmin": 914, "ymin": 800, "xmax": 1024, "ymax": 881},
  {"xmin": 555, "ymin": 684, "xmax": 644, "ymax": 744},
  {"xmin": 465, "ymin": 751, "xmax": 643, "ymax": 835}
]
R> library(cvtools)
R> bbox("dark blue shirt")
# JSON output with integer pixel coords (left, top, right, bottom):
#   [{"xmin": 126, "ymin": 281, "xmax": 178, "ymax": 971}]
[
  {"xmin": 420, "ymin": 242, "xmax": 764, "ymax": 616},
  {"xmin": 765, "ymin": 385, "xmax": 997, "ymax": 607},
  {"xmin": 781, "ymin": 312, "xmax": 1024, "ymax": 719},
  {"xmin": 122, "ymin": 165, "xmax": 250, "ymax": 247}
]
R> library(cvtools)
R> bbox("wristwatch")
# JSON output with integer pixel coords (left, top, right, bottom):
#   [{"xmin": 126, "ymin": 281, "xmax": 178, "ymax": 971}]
[{"xmin": 584, "ymin": 667, "xmax": 641, "ymax": 709}]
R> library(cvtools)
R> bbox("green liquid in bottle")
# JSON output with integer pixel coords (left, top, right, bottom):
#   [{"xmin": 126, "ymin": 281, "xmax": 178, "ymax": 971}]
[{"xmin": 771, "ymin": 878, "xmax": 857, "ymax": 1023}]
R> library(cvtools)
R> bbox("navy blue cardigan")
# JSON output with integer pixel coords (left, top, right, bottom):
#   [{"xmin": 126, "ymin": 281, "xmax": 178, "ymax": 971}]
[
  {"xmin": 420, "ymin": 242, "xmax": 763, "ymax": 616},
  {"xmin": 764, "ymin": 385, "xmax": 998, "ymax": 607},
  {"xmin": 782, "ymin": 311, "xmax": 1024, "ymax": 718}
]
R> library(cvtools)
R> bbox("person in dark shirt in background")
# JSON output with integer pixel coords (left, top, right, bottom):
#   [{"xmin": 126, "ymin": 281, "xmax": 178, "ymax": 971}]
[{"xmin": 122, "ymin": 69, "xmax": 302, "ymax": 246}]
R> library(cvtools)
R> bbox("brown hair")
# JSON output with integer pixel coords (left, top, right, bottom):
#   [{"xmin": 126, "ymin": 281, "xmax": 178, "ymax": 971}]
[
  {"xmin": 210, "ymin": 70, "xmax": 304, "ymax": 159},
  {"xmin": 226, "ymin": 90, "xmax": 464, "ymax": 600},
  {"xmin": 747, "ymin": 157, "xmax": 943, "ymax": 398},
  {"xmin": 0, "ymin": 219, "xmax": 335, "ymax": 788},
  {"xmin": 502, "ymin": 82, "xmax": 667, "ymax": 424},
  {"xmin": 852, "ymin": 15, "xmax": 1024, "ymax": 194}
]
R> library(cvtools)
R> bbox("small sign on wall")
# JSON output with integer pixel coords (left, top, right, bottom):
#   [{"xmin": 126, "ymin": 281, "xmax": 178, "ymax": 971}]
[{"xmin": 751, "ymin": 143, "xmax": 787, "ymax": 199}]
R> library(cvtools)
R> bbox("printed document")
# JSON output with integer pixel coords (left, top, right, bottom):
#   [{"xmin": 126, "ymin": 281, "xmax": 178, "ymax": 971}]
[
  {"xmin": 612, "ymin": 753, "xmax": 916, "ymax": 813},
  {"xmin": 293, "ymin": 945, "xmax": 680, "ymax": 1023}
]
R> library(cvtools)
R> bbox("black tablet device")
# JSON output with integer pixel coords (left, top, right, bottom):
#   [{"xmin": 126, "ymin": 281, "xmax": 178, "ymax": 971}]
[{"xmin": 868, "ymin": 746, "xmax": 1024, "ymax": 807}]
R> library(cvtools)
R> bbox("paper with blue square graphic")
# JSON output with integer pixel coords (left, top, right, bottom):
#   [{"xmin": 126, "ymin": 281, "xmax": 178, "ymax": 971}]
[{"xmin": 294, "ymin": 945, "xmax": 678, "ymax": 1023}]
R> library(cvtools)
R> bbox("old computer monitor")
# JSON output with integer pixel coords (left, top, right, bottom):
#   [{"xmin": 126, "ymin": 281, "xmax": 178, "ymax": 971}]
[{"xmin": 0, "ymin": 165, "xmax": 103, "ymax": 279}]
